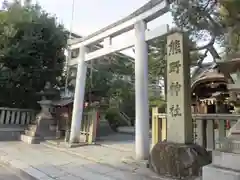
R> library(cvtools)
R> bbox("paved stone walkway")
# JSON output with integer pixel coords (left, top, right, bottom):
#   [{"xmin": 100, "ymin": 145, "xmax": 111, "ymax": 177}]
[
  {"xmin": 97, "ymin": 133, "xmax": 135, "ymax": 152},
  {"xmin": 0, "ymin": 164, "xmax": 25, "ymax": 180},
  {"xmin": 0, "ymin": 142, "xmax": 169, "ymax": 180}
]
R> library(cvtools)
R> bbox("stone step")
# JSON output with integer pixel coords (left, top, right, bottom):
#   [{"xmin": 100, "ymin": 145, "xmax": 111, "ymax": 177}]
[
  {"xmin": 212, "ymin": 151, "xmax": 240, "ymax": 171},
  {"xmin": 203, "ymin": 165, "xmax": 240, "ymax": 180},
  {"xmin": 20, "ymin": 134, "xmax": 41, "ymax": 144}
]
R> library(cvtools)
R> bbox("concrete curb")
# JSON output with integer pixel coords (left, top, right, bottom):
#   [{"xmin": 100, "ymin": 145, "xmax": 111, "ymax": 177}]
[
  {"xmin": 0, "ymin": 154, "xmax": 54, "ymax": 180},
  {"xmin": 0, "ymin": 161, "xmax": 36, "ymax": 180}
]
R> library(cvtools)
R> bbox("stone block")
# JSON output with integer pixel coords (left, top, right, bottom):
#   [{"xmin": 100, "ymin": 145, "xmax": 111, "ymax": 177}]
[
  {"xmin": 203, "ymin": 165, "xmax": 240, "ymax": 180},
  {"xmin": 220, "ymin": 139, "xmax": 240, "ymax": 153},
  {"xmin": 55, "ymin": 174, "xmax": 81, "ymax": 180},
  {"xmin": 0, "ymin": 156, "xmax": 41, "ymax": 180},
  {"xmin": 212, "ymin": 150, "xmax": 240, "ymax": 171},
  {"xmin": 106, "ymin": 170, "xmax": 151, "ymax": 180},
  {"xmin": 84, "ymin": 163, "xmax": 116, "ymax": 174},
  {"xmin": 20, "ymin": 134, "xmax": 41, "ymax": 144},
  {"xmin": 0, "ymin": 126, "xmax": 24, "ymax": 141},
  {"xmin": 37, "ymin": 165, "xmax": 67, "ymax": 178},
  {"xmin": 148, "ymin": 142, "xmax": 211, "ymax": 179},
  {"xmin": 0, "ymin": 131, "xmax": 21, "ymax": 141},
  {"xmin": 39, "ymin": 176, "xmax": 55, "ymax": 180},
  {"xmin": 22, "ymin": 166, "xmax": 48, "ymax": 179},
  {"xmin": 64, "ymin": 166, "xmax": 113, "ymax": 180}
]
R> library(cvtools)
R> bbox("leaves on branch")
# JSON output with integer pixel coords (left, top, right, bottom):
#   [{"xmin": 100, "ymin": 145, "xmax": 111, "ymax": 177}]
[{"xmin": 0, "ymin": 0, "xmax": 67, "ymax": 108}]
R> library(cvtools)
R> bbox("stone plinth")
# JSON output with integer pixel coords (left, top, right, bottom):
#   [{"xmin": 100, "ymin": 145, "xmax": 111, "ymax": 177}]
[
  {"xmin": 149, "ymin": 142, "xmax": 211, "ymax": 179},
  {"xmin": 203, "ymin": 150, "xmax": 240, "ymax": 180}
]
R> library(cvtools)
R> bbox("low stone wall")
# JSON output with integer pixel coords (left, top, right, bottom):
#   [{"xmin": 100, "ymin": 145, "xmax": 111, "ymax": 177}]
[{"xmin": 0, "ymin": 125, "xmax": 25, "ymax": 141}]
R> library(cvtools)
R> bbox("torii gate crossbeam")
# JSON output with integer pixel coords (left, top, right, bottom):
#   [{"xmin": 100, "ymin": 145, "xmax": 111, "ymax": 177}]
[{"xmin": 68, "ymin": 0, "xmax": 170, "ymax": 160}]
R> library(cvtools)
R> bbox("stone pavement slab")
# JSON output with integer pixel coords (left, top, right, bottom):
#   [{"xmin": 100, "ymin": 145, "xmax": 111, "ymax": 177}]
[
  {"xmin": 97, "ymin": 133, "xmax": 135, "ymax": 152},
  {"xmin": 42, "ymin": 140, "xmax": 148, "ymax": 172},
  {"xmin": 0, "ymin": 142, "xmax": 170, "ymax": 180},
  {"xmin": 0, "ymin": 164, "xmax": 26, "ymax": 180}
]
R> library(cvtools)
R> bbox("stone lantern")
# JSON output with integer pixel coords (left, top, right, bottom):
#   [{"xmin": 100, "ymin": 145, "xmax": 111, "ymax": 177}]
[
  {"xmin": 36, "ymin": 81, "xmax": 58, "ymax": 122},
  {"xmin": 21, "ymin": 82, "xmax": 59, "ymax": 144}
]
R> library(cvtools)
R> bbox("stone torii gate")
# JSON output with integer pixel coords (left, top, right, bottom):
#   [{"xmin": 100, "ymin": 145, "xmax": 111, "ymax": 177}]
[
  {"xmin": 68, "ymin": 0, "xmax": 170, "ymax": 160},
  {"xmin": 68, "ymin": 0, "xmax": 196, "ymax": 162}
]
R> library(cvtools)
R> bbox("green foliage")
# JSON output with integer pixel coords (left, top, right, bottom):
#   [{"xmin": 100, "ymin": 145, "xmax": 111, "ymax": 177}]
[
  {"xmin": 0, "ymin": 0, "xmax": 67, "ymax": 108},
  {"xmin": 105, "ymin": 108, "xmax": 122, "ymax": 131},
  {"xmin": 84, "ymin": 55, "xmax": 134, "ymax": 99},
  {"xmin": 148, "ymin": 37, "xmax": 167, "ymax": 84},
  {"xmin": 171, "ymin": 0, "xmax": 222, "ymax": 41},
  {"xmin": 170, "ymin": 0, "xmax": 240, "ymax": 54},
  {"xmin": 149, "ymin": 96, "xmax": 166, "ymax": 109},
  {"xmin": 220, "ymin": 0, "xmax": 240, "ymax": 54}
]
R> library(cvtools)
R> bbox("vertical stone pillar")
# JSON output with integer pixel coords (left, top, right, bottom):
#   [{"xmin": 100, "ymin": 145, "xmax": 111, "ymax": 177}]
[
  {"xmin": 134, "ymin": 20, "xmax": 150, "ymax": 160},
  {"xmin": 196, "ymin": 119, "xmax": 204, "ymax": 146},
  {"xmin": 166, "ymin": 31, "xmax": 193, "ymax": 144},
  {"xmin": 152, "ymin": 107, "xmax": 161, "ymax": 148},
  {"xmin": 206, "ymin": 120, "xmax": 215, "ymax": 150},
  {"xmin": 69, "ymin": 46, "xmax": 87, "ymax": 144}
]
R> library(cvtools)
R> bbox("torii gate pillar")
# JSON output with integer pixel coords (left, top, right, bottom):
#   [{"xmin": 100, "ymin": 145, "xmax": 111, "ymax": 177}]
[
  {"xmin": 69, "ymin": 46, "xmax": 87, "ymax": 143},
  {"xmin": 134, "ymin": 21, "xmax": 150, "ymax": 160}
]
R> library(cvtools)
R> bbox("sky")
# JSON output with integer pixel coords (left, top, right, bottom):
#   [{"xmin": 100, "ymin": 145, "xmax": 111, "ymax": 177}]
[
  {"xmin": 35, "ymin": 0, "xmax": 173, "ymax": 36},
  {"xmin": 37, "ymin": 0, "xmax": 173, "ymax": 58},
  {"xmin": 12, "ymin": 0, "xmax": 171, "ymax": 57}
]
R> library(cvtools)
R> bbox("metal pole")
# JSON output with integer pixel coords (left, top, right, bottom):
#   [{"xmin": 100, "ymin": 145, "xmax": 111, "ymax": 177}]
[{"xmin": 64, "ymin": 0, "xmax": 75, "ymax": 96}]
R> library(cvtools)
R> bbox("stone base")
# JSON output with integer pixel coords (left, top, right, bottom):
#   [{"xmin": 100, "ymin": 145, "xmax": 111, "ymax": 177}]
[
  {"xmin": 149, "ymin": 142, "xmax": 211, "ymax": 179},
  {"xmin": 20, "ymin": 134, "xmax": 41, "ymax": 144},
  {"xmin": 203, "ymin": 165, "xmax": 240, "ymax": 180},
  {"xmin": 0, "ymin": 125, "xmax": 25, "ymax": 141},
  {"xmin": 21, "ymin": 118, "xmax": 57, "ymax": 144},
  {"xmin": 212, "ymin": 150, "xmax": 240, "ymax": 171},
  {"xmin": 219, "ymin": 138, "xmax": 240, "ymax": 153},
  {"xmin": 202, "ymin": 150, "xmax": 240, "ymax": 180}
]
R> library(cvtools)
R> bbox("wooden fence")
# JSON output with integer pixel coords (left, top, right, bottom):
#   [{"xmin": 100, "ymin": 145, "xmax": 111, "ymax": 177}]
[
  {"xmin": 80, "ymin": 109, "xmax": 98, "ymax": 144},
  {"xmin": 152, "ymin": 107, "xmax": 239, "ymax": 151}
]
